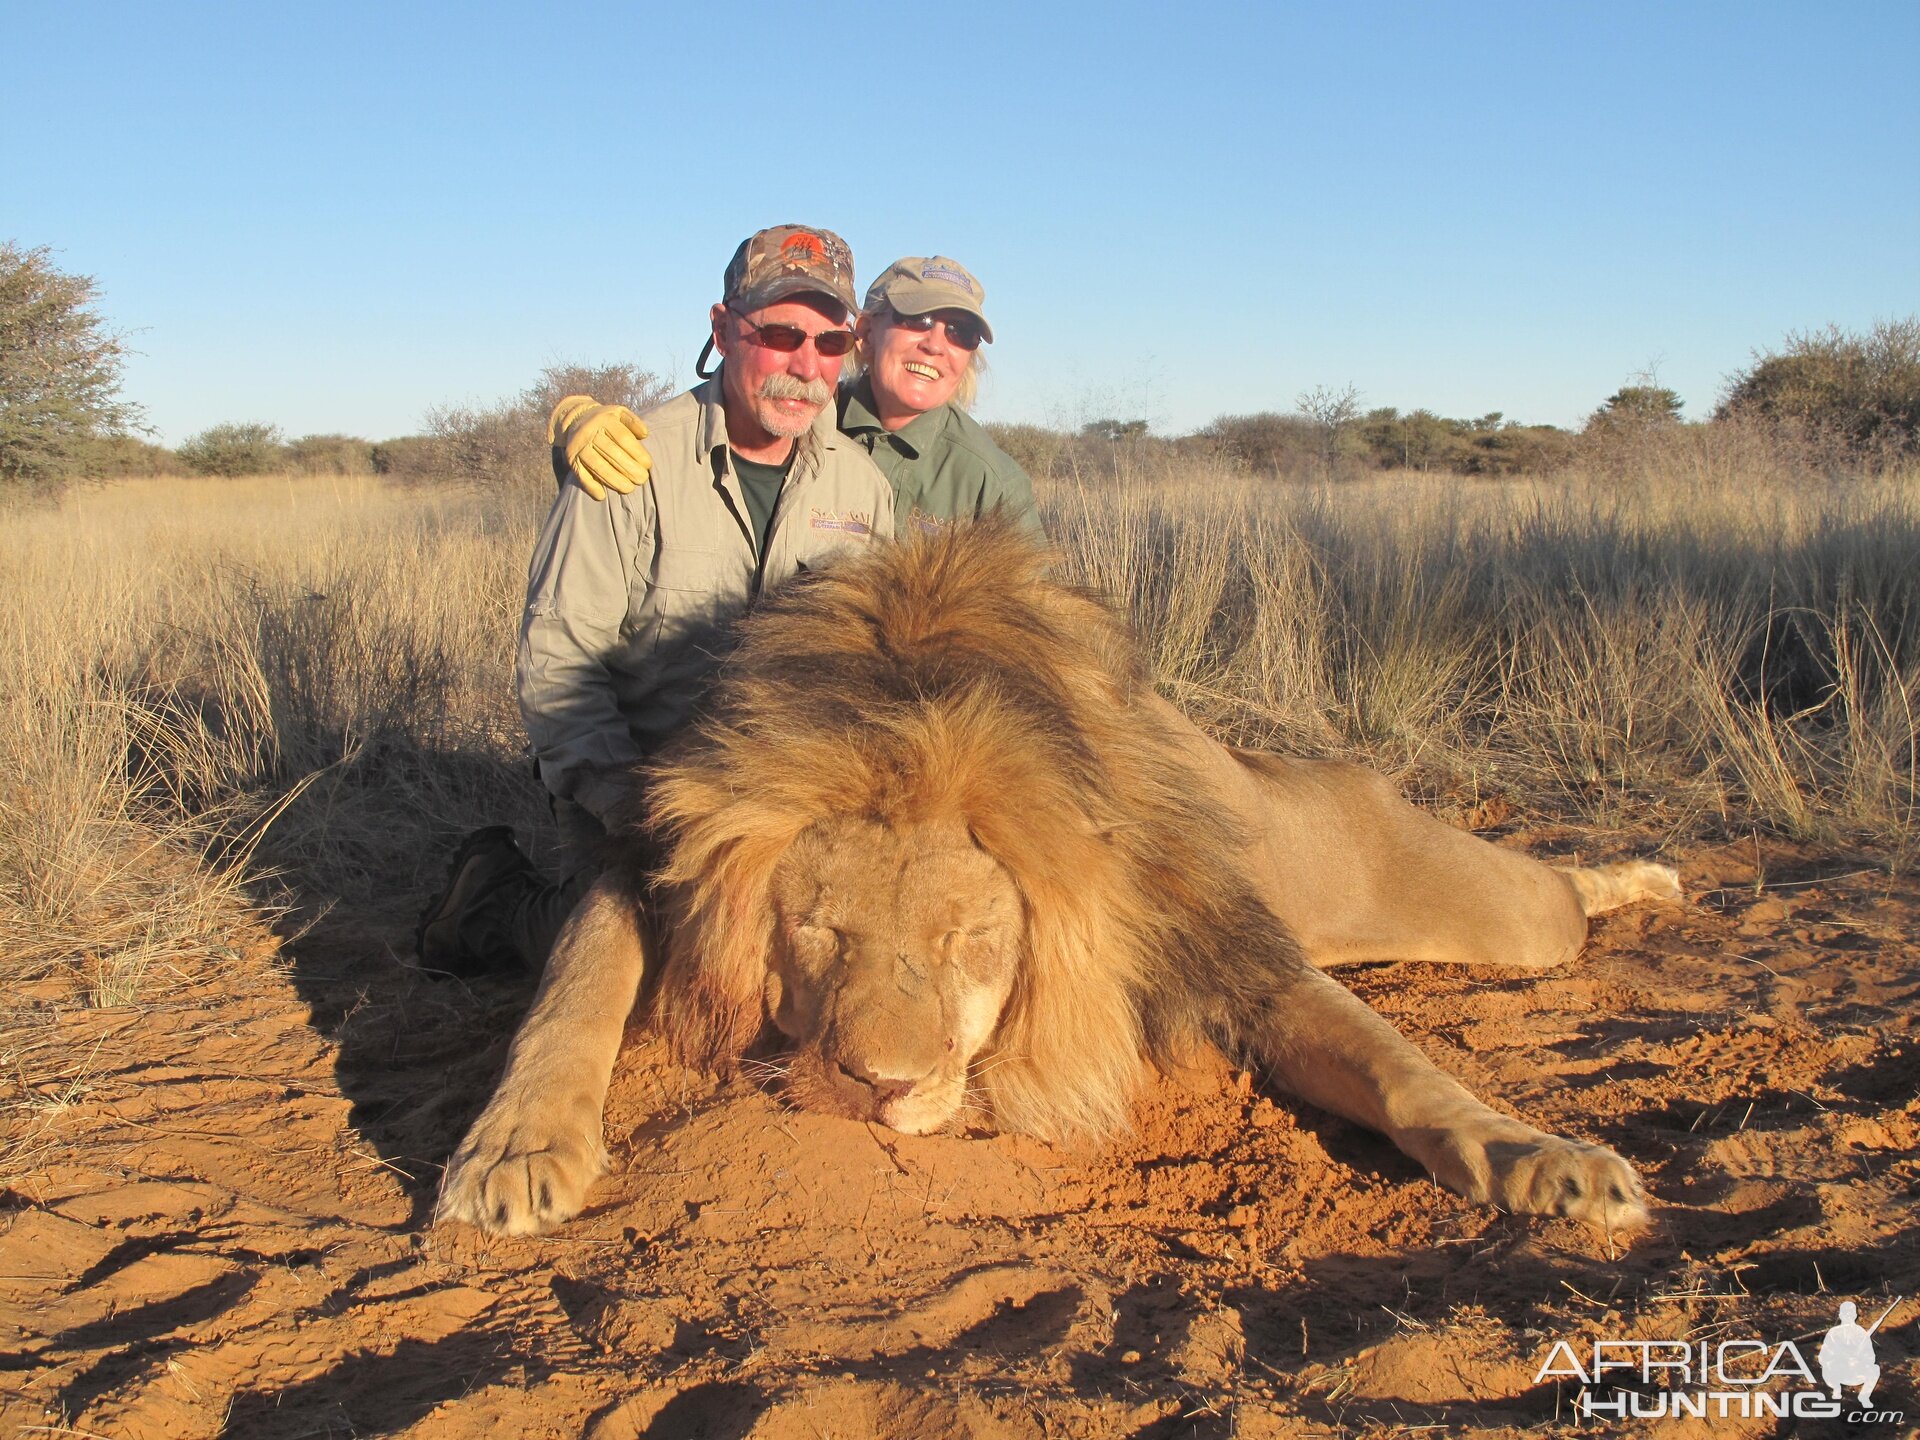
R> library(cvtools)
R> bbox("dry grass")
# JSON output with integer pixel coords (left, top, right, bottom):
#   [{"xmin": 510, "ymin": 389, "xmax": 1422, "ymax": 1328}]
[
  {"xmin": 2, "ymin": 461, "xmax": 1916, "ymax": 1182},
  {"xmin": 0, "ymin": 475, "xmax": 551, "ymax": 1181},
  {"xmin": 1050, "ymin": 458, "xmax": 1919, "ymax": 855}
]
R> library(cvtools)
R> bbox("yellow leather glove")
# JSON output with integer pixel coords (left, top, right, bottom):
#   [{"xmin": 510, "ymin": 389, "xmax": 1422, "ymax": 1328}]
[{"xmin": 547, "ymin": 394, "xmax": 652, "ymax": 500}]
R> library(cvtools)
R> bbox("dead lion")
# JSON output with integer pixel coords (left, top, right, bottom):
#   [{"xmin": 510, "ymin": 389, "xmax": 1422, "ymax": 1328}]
[{"xmin": 438, "ymin": 519, "xmax": 1677, "ymax": 1238}]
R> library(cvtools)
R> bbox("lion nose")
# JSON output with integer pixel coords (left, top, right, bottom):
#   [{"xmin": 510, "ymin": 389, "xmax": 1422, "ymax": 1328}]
[{"xmin": 833, "ymin": 1060, "xmax": 918, "ymax": 1104}]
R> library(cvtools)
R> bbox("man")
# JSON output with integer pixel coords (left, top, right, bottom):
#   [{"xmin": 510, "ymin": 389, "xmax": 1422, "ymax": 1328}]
[
  {"xmin": 553, "ymin": 254, "xmax": 1043, "ymax": 541},
  {"xmin": 416, "ymin": 225, "xmax": 894, "ymax": 974}
]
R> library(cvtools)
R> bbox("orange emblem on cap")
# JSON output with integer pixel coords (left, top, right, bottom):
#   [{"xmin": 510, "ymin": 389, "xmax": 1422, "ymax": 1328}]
[{"xmin": 780, "ymin": 232, "xmax": 827, "ymax": 264}]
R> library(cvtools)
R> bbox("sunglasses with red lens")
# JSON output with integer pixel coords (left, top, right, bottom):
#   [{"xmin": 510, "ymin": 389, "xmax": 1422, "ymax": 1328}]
[
  {"xmin": 888, "ymin": 306, "xmax": 985, "ymax": 352},
  {"xmin": 729, "ymin": 307, "xmax": 857, "ymax": 357}
]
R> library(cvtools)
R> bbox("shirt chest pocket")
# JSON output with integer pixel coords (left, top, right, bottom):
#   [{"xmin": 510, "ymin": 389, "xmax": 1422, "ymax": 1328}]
[{"xmin": 638, "ymin": 546, "xmax": 751, "ymax": 637}]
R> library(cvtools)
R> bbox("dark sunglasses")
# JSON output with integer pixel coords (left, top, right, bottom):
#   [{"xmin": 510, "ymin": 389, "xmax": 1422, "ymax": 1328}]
[
  {"xmin": 730, "ymin": 307, "xmax": 857, "ymax": 357},
  {"xmin": 889, "ymin": 306, "xmax": 985, "ymax": 351}
]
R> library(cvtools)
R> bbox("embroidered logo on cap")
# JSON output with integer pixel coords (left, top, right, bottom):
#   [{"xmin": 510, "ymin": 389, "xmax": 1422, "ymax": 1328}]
[
  {"xmin": 782, "ymin": 232, "xmax": 827, "ymax": 266},
  {"xmin": 919, "ymin": 260, "xmax": 977, "ymax": 296}
]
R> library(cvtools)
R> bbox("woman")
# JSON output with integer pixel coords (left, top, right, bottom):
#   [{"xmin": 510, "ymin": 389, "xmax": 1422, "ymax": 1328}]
[{"xmin": 550, "ymin": 255, "xmax": 1043, "ymax": 539}]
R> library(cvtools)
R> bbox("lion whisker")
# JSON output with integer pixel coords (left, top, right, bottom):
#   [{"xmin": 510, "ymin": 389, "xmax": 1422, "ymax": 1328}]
[
  {"xmin": 739, "ymin": 1056, "xmax": 793, "ymax": 1083},
  {"xmin": 965, "ymin": 1051, "xmax": 1025, "ymax": 1080}
]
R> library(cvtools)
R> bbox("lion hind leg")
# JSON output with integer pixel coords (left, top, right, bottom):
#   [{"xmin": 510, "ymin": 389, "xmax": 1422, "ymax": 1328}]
[{"xmin": 1557, "ymin": 859, "xmax": 1682, "ymax": 917}]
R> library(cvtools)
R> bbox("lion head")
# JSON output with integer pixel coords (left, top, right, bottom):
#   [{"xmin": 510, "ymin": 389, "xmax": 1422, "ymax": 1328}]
[
  {"xmin": 625, "ymin": 517, "xmax": 1299, "ymax": 1143},
  {"xmin": 766, "ymin": 814, "xmax": 1021, "ymax": 1134}
]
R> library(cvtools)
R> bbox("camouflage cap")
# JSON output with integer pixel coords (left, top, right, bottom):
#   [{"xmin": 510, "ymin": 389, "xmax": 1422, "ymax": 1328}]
[
  {"xmin": 723, "ymin": 224, "xmax": 857, "ymax": 315},
  {"xmin": 862, "ymin": 256, "xmax": 994, "ymax": 343}
]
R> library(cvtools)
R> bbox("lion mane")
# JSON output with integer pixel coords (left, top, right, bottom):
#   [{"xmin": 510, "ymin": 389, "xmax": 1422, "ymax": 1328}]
[{"xmin": 630, "ymin": 516, "xmax": 1310, "ymax": 1143}]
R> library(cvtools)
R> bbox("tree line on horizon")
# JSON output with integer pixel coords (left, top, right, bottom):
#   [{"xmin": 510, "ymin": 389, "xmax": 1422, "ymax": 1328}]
[{"xmin": 4, "ymin": 239, "xmax": 1918, "ymax": 495}]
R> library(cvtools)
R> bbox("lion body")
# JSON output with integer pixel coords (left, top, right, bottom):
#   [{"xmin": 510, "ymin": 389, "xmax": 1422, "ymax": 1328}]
[{"xmin": 439, "ymin": 520, "xmax": 1674, "ymax": 1237}]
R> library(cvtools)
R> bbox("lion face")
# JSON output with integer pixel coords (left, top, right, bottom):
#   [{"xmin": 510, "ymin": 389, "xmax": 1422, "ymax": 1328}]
[{"xmin": 765, "ymin": 815, "xmax": 1024, "ymax": 1135}]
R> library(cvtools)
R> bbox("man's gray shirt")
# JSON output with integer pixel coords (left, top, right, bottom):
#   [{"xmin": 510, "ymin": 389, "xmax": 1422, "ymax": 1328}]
[{"xmin": 518, "ymin": 378, "xmax": 895, "ymax": 820}]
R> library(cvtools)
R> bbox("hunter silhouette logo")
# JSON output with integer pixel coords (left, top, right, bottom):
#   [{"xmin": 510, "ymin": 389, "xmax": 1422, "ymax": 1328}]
[
  {"xmin": 1535, "ymin": 1296, "xmax": 1905, "ymax": 1423},
  {"xmin": 1820, "ymin": 1299, "xmax": 1893, "ymax": 1406}
]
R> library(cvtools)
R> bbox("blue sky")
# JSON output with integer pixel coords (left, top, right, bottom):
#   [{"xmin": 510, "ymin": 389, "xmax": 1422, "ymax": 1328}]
[{"xmin": 5, "ymin": 2, "xmax": 1915, "ymax": 445}]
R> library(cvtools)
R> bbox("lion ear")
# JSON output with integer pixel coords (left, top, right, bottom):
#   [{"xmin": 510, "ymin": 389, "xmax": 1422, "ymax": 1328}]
[{"xmin": 656, "ymin": 831, "xmax": 788, "ymax": 1072}]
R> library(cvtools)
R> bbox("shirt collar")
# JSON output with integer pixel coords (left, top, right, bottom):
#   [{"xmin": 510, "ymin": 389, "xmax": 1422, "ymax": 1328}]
[
  {"xmin": 839, "ymin": 376, "xmax": 950, "ymax": 459},
  {"xmin": 696, "ymin": 371, "xmax": 832, "ymax": 476}
]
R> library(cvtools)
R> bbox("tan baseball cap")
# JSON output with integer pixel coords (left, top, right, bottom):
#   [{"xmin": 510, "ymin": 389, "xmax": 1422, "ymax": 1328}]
[
  {"xmin": 863, "ymin": 256, "xmax": 994, "ymax": 343},
  {"xmin": 723, "ymin": 224, "xmax": 857, "ymax": 314}
]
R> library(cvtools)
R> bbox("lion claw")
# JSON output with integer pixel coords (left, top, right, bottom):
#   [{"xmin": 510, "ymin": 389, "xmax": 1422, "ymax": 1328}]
[{"xmin": 437, "ymin": 1107, "xmax": 608, "ymax": 1237}]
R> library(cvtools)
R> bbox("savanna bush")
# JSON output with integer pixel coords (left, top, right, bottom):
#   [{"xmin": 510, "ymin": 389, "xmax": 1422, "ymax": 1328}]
[
  {"xmin": 286, "ymin": 433, "xmax": 375, "ymax": 475},
  {"xmin": 1198, "ymin": 410, "xmax": 1320, "ymax": 477},
  {"xmin": 1458, "ymin": 422, "xmax": 1576, "ymax": 476},
  {"xmin": 1356, "ymin": 408, "xmax": 1461, "ymax": 473},
  {"xmin": 428, "ymin": 361, "xmax": 672, "ymax": 491},
  {"xmin": 370, "ymin": 435, "xmax": 445, "ymax": 481},
  {"xmin": 78, "ymin": 433, "xmax": 187, "ymax": 478},
  {"xmin": 1719, "ymin": 317, "xmax": 1920, "ymax": 465},
  {"xmin": 982, "ymin": 422, "xmax": 1073, "ymax": 478},
  {"xmin": 177, "ymin": 421, "xmax": 287, "ymax": 477},
  {"xmin": 0, "ymin": 241, "xmax": 142, "ymax": 494}
]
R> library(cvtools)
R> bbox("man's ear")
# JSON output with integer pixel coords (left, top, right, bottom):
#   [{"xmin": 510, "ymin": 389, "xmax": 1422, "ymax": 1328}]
[
  {"xmin": 709, "ymin": 302, "xmax": 732, "ymax": 358},
  {"xmin": 853, "ymin": 311, "xmax": 872, "ymax": 346}
]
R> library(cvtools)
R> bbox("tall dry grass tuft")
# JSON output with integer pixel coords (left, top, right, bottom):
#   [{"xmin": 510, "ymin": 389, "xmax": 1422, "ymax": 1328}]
[
  {"xmin": 1043, "ymin": 459, "xmax": 1919, "ymax": 856},
  {"xmin": 0, "ymin": 476, "xmax": 562, "ymax": 1181}
]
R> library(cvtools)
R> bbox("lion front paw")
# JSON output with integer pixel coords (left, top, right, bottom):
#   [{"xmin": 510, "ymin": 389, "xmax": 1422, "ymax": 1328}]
[
  {"xmin": 1479, "ymin": 1131, "xmax": 1648, "ymax": 1234},
  {"xmin": 437, "ymin": 1100, "xmax": 609, "ymax": 1237},
  {"xmin": 1417, "ymin": 1112, "xmax": 1649, "ymax": 1235}
]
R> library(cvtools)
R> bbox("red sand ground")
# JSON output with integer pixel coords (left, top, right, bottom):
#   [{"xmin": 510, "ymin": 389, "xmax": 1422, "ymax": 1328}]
[{"xmin": 3, "ymin": 833, "xmax": 1915, "ymax": 1437}]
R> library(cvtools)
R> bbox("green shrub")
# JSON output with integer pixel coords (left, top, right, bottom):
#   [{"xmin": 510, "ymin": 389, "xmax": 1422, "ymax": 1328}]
[
  {"xmin": 1459, "ymin": 423, "xmax": 1576, "ymax": 476},
  {"xmin": 177, "ymin": 422, "xmax": 287, "ymax": 477},
  {"xmin": 1718, "ymin": 317, "xmax": 1920, "ymax": 464},
  {"xmin": 1597, "ymin": 386, "xmax": 1684, "ymax": 425},
  {"xmin": 78, "ymin": 433, "xmax": 186, "ymax": 478},
  {"xmin": 370, "ymin": 435, "xmax": 445, "ymax": 481},
  {"xmin": 428, "ymin": 361, "xmax": 672, "ymax": 490},
  {"xmin": 1355, "ymin": 408, "xmax": 1467, "ymax": 472},
  {"xmin": 1198, "ymin": 411, "xmax": 1318, "ymax": 477},
  {"xmin": 982, "ymin": 422, "xmax": 1073, "ymax": 479},
  {"xmin": 287, "ymin": 433, "xmax": 374, "ymax": 475}
]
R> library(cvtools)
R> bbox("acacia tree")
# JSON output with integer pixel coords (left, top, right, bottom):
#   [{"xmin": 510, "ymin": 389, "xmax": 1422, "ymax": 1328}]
[
  {"xmin": 1599, "ymin": 385, "xmax": 1684, "ymax": 425},
  {"xmin": 1296, "ymin": 383, "xmax": 1361, "ymax": 479},
  {"xmin": 0, "ymin": 242, "xmax": 141, "ymax": 492}
]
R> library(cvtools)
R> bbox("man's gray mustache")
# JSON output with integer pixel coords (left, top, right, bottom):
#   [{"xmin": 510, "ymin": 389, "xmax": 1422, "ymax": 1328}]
[{"xmin": 760, "ymin": 374, "xmax": 834, "ymax": 405}]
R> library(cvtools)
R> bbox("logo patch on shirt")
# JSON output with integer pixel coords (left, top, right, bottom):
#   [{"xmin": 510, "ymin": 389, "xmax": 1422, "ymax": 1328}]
[
  {"xmin": 809, "ymin": 508, "xmax": 874, "ymax": 537},
  {"xmin": 919, "ymin": 260, "xmax": 977, "ymax": 296}
]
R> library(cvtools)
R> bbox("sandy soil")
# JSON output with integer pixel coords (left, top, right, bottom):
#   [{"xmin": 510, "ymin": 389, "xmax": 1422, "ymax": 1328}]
[{"xmin": 4, "ymin": 831, "xmax": 1916, "ymax": 1438}]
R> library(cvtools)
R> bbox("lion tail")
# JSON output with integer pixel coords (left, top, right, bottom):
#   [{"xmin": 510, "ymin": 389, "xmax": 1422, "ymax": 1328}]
[{"xmin": 1557, "ymin": 859, "xmax": 1683, "ymax": 916}]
